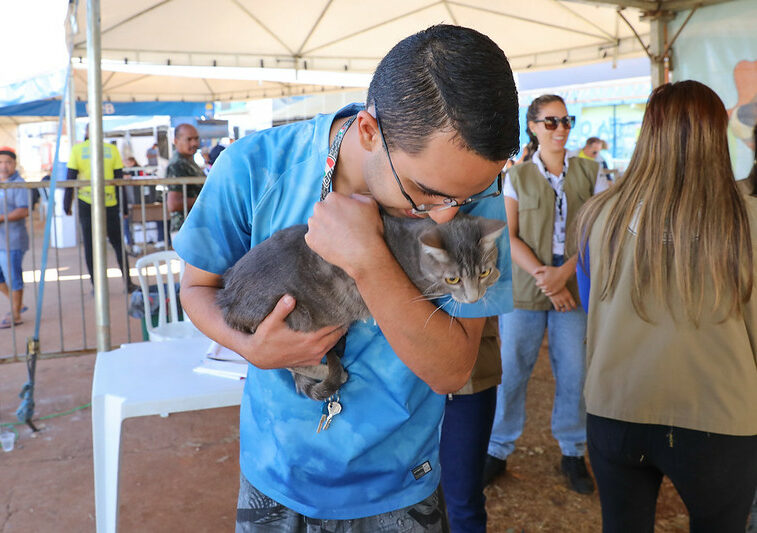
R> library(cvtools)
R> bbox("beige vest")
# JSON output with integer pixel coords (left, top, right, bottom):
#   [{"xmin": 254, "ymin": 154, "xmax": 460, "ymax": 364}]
[
  {"xmin": 584, "ymin": 196, "xmax": 757, "ymax": 436},
  {"xmin": 453, "ymin": 316, "xmax": 501, "ymax": 395},
  {"xmin": 509, "ymin": 157, "xmax": 598, "ymax": 310}
]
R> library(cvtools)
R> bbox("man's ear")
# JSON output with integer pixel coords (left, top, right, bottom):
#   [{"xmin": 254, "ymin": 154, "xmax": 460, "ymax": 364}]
[{"xmin": 356, "ymin": 110, "xmax": 380, "ymax": 152}]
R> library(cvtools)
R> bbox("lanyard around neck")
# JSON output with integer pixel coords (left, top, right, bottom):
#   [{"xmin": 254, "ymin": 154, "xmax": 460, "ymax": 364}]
[{"xmin": 320, "ymin": 115, "xmax": 357, "ymax": 201}]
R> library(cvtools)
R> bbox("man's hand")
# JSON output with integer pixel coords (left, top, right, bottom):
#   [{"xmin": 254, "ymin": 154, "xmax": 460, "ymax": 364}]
[
  {"xmin": 304, "ymin": 192, "xmax": 385, "ymax": 279},
  {"xmin": 549, "ymin": 287, "xmax": 577, "ymax": 312},
  {"xmin": 180, "ymin": 264, "xmax": 346, "ymax": 370},
  {"xmin": 244, "ymin": 294, "xmax": 347, "ymax": 369}
]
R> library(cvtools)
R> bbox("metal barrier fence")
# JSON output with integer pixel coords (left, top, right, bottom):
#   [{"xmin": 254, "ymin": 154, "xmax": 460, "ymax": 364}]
[{"xmin": 0, "ymin": 176, "xmax": 205, "ymax": 362}]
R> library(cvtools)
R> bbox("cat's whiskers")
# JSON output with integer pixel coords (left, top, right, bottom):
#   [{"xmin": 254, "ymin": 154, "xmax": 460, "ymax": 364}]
[
  {"xmin": 424, "ymin": 299, "xmax": 451, "ymax": 329},
  {"xmin": 410, "ymin": 292, "xmax": 446, "ymax": 303}
]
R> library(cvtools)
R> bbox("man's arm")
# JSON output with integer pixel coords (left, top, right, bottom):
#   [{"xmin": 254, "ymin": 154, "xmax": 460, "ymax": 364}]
[
  {"xmin": 166, "ymin": 190, "xmax": 196, "ymax": 212},
  {"xmin": 63, "ymin": 168, "xmax": 78, "ymax": 215},
  {"xmin": 304, "ymin": 193, "xmax": 487, "ymax": 394},
  {"xmin": 1, "ymin": 206, "xmax": 28, "ymax": 223},
  {"xmin": 180, "ymin": 264, "xmax": 347, "ymax": 369}
]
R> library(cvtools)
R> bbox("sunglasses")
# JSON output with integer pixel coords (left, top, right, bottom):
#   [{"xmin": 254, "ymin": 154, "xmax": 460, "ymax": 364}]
[{"xmin": 533, "ymin": 115, "xmax": 576, "ymax": 130}]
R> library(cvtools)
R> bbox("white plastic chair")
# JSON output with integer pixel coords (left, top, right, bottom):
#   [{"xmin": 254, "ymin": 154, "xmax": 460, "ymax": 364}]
[{"xmin": 134, "ymin": 250, "xmax": 204, "ymax": 341}]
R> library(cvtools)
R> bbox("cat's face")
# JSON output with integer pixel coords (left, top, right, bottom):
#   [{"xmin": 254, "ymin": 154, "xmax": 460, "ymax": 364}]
[{"xmin": 418, "ymin": 216, "xmax": 506, "ymax": 304}]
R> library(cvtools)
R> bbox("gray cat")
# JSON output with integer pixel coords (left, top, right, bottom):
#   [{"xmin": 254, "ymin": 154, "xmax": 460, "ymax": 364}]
[{"xmin": 217, "ymin": 211, "xmax": 506, "ymax": 401}]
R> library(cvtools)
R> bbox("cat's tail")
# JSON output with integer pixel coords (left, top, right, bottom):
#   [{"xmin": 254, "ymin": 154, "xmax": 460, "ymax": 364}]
[{"xmin": 292, "ymin": 350, "xmax": 349, "ymax": 401}]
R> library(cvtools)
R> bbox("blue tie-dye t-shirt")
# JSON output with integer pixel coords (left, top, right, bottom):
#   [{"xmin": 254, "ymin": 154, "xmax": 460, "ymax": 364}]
[{"xmin": 173, "ymin": 104, "xmax": 513, "ymax": 519}]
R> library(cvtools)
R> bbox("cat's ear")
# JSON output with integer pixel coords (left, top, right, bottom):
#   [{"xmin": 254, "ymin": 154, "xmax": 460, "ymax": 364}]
[
  {"xmin": 478, "ymin": 218, "xmax": 507, "ymax": 247},
  {"xmin": 419, "ymin": 227, "xmax": 451, "ymax": 263}
]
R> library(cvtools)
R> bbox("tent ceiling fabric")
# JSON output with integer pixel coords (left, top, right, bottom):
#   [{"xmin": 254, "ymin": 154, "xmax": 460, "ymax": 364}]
[
  {"xmin": 73, "ymin": 0, "xmax": 662, "ymax": 74},
  {"xmin": 71, "ymin": 64, "xmax": 350, "ymax": 101}
]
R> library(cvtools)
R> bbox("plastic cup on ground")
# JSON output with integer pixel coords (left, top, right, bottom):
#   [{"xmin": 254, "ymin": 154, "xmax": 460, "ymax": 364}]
[{"xmin": 0, "ymin": 430, "xmax": 15, "ymax": 452}]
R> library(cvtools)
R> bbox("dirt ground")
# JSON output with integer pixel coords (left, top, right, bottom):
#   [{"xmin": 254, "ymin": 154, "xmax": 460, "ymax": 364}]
[
  {"xmin": 0, "ymin": 338, "xmax": 693, "ymax": 532},
  {"xmin": 0, "ymin": 214, "xmax": 695, "ymax": 531}
]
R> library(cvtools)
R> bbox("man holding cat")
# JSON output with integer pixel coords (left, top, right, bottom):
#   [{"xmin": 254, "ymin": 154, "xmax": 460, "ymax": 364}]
[{"xmin": 175, "ymin": 25, "xmax": 519, "ymax": 532}]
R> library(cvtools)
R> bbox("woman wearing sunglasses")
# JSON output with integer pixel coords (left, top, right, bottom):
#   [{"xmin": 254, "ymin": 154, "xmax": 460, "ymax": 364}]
[
  {"xmin": 484, "ymin": 94, "xmax": 609, "ymax": 493},
  {"xmin": 575, "ymin": 81, "xmax": 757, "ymax": 532}
]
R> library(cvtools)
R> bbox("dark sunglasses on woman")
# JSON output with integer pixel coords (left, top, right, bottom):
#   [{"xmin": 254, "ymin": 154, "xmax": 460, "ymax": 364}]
[{"xmin": 533, "ymin": 115, "xmax": 576, "ymax": 130}]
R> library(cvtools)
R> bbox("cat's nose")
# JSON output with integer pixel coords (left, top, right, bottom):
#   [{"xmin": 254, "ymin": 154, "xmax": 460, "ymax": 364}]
[{"xmin": 428, "ymin": 207, "xmax": 460, "ymax": 224}]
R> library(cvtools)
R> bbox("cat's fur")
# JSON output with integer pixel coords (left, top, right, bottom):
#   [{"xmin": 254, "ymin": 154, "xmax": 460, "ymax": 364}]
[{"xmin": 217, "ymin": 212, "xmax": 506, "ymax": 400}]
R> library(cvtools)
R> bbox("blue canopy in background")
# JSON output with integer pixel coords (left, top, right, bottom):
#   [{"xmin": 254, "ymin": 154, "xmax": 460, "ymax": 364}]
[
  {"xmin": 0, "ymin": 69, "xmax": 211, "ymax": 118},
  {"xmin": 0, "ymin": 97, "xmax": 210, "ymax": 117}
]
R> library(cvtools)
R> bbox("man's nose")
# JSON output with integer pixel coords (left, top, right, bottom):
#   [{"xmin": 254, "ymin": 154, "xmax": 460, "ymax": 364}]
[{"xmin": 428, "ymin": 207, "xmax": 459, "ymax": 224}]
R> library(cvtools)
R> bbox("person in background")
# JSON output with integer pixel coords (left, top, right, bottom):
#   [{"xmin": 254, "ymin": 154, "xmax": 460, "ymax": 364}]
[
  {"xmin": 121, "ymin": 156, "xmax": 141, "ymax": 257},
  {"xmin": 484, "ymin": 94, "xmax": 610, "ymax": 495},
  {"xmin": 578, "ymin": 137, "xmax": 602, "ymax": 161},
  {"xmin": 165, "ymin": 124, "xmax": 204, "ymax": 239},
  {"xmin": 200, "ymin": 146, "xmax": 211, "ymax": 174},
  {"xmin": 440, "ymin": 316, "xmax": 506, "ymax": 533},
  {"xmin": 208, "ymin": 144, "xmax": 225, "ymax": 168},
  {"xmin": 145, "ymin": 142, "xmax": 159, "ymax": 167},
  {"xmin": 575, "ymin": 80, "xmax": 756, "ymax": 532},
  {"xmin": 64, "ymin": 125, "xmax": 136, "ymax": 293},
  {"xmin": 740, "ymin": 122, "xmax": 756, "ymax": 533},
  {"xmin": 0, "ymin": 147, "xmax": 29, "ymax": 328}
]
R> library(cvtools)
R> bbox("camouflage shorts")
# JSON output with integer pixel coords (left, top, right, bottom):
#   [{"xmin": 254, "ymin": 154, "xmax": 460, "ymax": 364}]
[{"xmin": 235, "ymin": 474, "xmax": 449, "ymax": 533}]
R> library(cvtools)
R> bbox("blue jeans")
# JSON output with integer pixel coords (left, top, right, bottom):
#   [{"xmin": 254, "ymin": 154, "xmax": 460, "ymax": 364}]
[
  {"xmin": 488, "ymin": 307, "xmax": 588, "ymax": 459},
  {"xmin": 0, "ymin": 249, "xmax": 25, "ymax": 291},
  {"xmin": 440, "ymin": 388, "xmax": 497, "ymax": 533}
]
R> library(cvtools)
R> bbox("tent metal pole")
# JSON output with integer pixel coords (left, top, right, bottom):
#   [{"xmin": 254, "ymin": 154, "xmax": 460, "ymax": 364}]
[
  {"xmin": 86, "ymin": 0, "xmax": 111, "ymax": 351},
  {"xmin": 649, "ymin": 16, "xmax": 666, "ymax": 88},
  {"xmin": 65, "ymin": 69, "xmax": 77, "ymax": 146}
]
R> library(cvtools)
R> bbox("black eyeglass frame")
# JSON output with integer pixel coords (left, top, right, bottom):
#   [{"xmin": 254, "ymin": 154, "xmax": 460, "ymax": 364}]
[
  {"xmin": 373, "ymin": 101, "xmax": 503, "ymax": 215},
  {"xmin": 532, "ymin": 115, "xmax": 576, "ymax": 131}
]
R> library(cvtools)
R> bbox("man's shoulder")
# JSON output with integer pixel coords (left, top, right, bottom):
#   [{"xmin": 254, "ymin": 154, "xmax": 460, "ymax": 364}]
[{"xmin": 221, "ymin": 118, "xmax": 326, "ymax": 174}]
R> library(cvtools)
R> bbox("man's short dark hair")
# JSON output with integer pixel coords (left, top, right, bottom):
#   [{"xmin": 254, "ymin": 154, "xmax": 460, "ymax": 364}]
[
  {"xmin": 367, "ymin": 24, "xmax": 519, "ymax": 162},
  {"xmin": 174, "ymin": 123, "xmax": 195, "ymax": 139},
  {"xmin": 0, "ymin": 146, "xmax": 16, "ymax": 160}
]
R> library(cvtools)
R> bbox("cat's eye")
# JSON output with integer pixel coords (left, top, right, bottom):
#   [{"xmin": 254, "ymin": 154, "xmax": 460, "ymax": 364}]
[
  {"xmin": 445, "ymin": 276, "xmax": 461, "ymax": 285},
  {"xmin": 479, "ymin": 269, "xmax": 492, "ymax": 279}
]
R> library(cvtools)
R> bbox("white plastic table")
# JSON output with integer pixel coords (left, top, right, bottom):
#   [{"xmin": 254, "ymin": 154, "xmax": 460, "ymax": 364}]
[{"xmin": 91, "ymin": 338, "xmax": 245, "ymax": 533}]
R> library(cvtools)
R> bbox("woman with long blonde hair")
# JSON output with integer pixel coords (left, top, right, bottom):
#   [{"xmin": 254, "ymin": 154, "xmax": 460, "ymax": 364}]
[{"xmin": 575, "ymin": 80, "xmax": 757, "ymax": 531}]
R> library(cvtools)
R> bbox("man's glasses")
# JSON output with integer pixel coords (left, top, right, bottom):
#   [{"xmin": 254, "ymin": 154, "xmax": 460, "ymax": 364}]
[
  {"xmin": 374, "ymin": 102, "xmax": 503, "ymax": 215},
  {"xmin": 533, "ymin": 115, "xmax": 576, "ymax": 130}
]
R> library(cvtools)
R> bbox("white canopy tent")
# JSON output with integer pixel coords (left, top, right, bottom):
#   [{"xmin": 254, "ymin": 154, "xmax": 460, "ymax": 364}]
[
  {"xmin": 71, "ymin": 61, "xmax": 369, "ymax": 102},
  {"xmin": 66, "ymin": 0, "xmax": 736, "ymax": 350},
  {"xmin": 74, "ymin": 0, "xmax": 649, "ymax": 78},
  {"xmin": 70, "ymin": 0, "xmax": 735, "ymax": 90}
]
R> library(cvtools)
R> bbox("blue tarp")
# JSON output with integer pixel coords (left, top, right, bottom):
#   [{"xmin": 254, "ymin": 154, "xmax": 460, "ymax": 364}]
[
  {"xmin": 0, "ymin": 69, "xmax": 211, "ymax": 117},
  {"xmin": 0, "ymin": 97, "xmax": 210, "ymax": 117}
]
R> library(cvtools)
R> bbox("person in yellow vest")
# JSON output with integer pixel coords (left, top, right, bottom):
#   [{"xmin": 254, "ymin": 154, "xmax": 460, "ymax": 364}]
[
  {"xmin": 64, "ymin": 125, "xmax": 136, "ymax": 292},
  {"xmin": 576, "ymin": 80, "xmax": 757, "ymax": 531},
  {"xmin": 484, "ymin": 94, "xmax": 609, "ymax": 494}
]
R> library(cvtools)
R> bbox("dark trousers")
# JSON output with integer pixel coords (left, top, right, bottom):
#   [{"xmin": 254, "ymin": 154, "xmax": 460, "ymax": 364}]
[
  {"xmin": 440, "ymin": 388, "xmax": 497, "ymax": 533},
  {"xmin": 587, "ymin": 414, "xmax": 757, "ymax": 533},
  {"xmin": 77, "ymin": 199, "xmax": 130, "ymax": 285}
]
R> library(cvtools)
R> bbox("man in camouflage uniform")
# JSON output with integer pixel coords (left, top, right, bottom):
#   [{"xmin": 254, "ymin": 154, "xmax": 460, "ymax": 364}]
[{"xmin": 166, "ymin": 123, "xmax": 204, "ymax": 237}]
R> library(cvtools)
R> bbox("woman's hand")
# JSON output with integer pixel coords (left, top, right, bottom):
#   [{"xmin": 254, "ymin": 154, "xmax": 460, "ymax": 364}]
[
  {"xmin": 533, "ymin": 264, "xmax": 570, "ymax": 296},
  {"xmin": 549, "ymin": 287, "xmax": 577, "ymax": 312}
]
